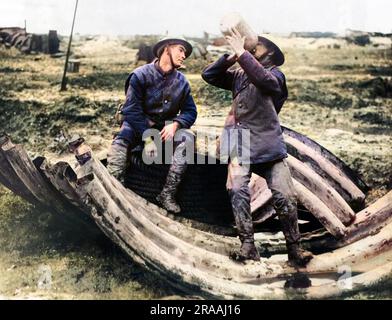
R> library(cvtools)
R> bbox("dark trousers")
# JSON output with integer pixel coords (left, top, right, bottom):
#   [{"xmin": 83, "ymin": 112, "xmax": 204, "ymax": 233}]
[
  {"xmin": 109, "ymin": 121, "xmax": 194, "ymax": 177},
  {"xmin": 227, "ymin": 159, "xmax": 300, "ymax": 245}
]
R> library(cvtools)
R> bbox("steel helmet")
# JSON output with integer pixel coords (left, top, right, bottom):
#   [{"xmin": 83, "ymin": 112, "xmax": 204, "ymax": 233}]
[
  {"xmin": 152, "ymin": 36, "xmax": 193, "ymax": 58},
  {"xmin": 257, "ymin": 36, "xmax": 285, "ymax": 66}
]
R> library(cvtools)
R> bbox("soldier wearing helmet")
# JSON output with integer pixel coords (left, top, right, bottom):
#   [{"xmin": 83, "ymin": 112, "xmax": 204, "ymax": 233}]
[
  {"xmin": 202, "ymin": 29, "xmax": 313, "ymax": 267},
  {"xmin": 107, "ymin": 36, "xmax": 197, "ymax": 214}
]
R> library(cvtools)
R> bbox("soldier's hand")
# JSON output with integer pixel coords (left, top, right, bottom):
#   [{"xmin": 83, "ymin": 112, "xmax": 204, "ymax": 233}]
[
  {"xmin": 225, "ymin": 27, "xmax": 246, "ymax": 58},
  {"xmin": 160, "ymin": 122, "xmax": 180, "ymax": 141},
  {"xmin": 143, "ymin": 137, "xmax": 158, "ymax": 158}
]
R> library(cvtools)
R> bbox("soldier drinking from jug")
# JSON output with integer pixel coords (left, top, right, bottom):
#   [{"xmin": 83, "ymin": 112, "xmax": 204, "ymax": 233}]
[{"xmin": 202, "ymin": 28, "xmax": 313, "ymax": 267}]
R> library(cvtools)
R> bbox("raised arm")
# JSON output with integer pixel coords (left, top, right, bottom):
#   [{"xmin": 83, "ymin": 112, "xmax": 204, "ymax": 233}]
[
  {"xmin": 237, "ymin": 51, "xmax": 284, "ymax": 94},
  {"xmin": 201, "ymin": 54, "xmax": 236, "ymax": 90}
]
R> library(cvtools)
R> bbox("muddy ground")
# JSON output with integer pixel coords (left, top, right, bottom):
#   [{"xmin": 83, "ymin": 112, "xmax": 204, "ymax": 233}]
[{"xmin": 0, "ymin": 35, "xmax": 391, "ymax": 299}]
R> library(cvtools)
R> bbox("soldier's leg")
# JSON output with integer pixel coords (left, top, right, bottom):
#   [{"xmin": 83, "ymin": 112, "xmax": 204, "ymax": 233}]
[
  {"xmin": 260, "ymin": 159, "xmax": 313, "ymax": 267},
  {"xmin": 156, "ymin": 129, "xmax": 194, "ymax": 214},
  {"xmin": 106, "ymin": 121, "xmax": 138, "ymax": 184},
  {"xmin": 227, "ymin": 160, "xmax": 260, "ymax": 261}
]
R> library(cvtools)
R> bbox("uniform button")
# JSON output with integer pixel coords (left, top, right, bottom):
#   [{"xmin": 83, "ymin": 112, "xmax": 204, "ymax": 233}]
[
  {"xmin": 164, "ymin": 100, "xmax": 168, "ymax": 104},
  {"xmin": 237, "ymin": 122, "xmax": 242, "ymax": 126},
  {"xmin": 239, "ymin": 103, "xmax": 243, "ymax": 108}
]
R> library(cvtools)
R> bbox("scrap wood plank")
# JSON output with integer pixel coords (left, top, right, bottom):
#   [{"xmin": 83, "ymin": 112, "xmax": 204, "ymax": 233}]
[
  {"xmin": 285, "ymin": 134, "xmax": 365, "ymax": 209},
  {"xmin": 287, "ymin": 154, "xmax": 355, "ymax": 226},
  {"xmin": 0, "ymin": 139, "xmax": 40, "ymax": 205},
  {"xmin": 293, "ymin": 179, "xmax": 347, "ymax": 238}
]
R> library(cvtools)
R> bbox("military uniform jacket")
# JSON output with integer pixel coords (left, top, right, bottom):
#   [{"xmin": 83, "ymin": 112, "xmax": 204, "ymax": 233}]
[
  {"xmin": 123, "ymin": 61, "xmax": 197, "ymax": 134},
  {"xmin": 202, "ymin": 51, "xmax": 288, "ymax": 164}
]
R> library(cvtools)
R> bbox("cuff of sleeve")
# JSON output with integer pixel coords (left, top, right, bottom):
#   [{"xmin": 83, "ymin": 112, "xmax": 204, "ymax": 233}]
[
  {"xmin": 173, "ymin": 118, "xmax": 187, "ymax": 129},
  {"xmin": 220, "ymin": 54, "xmax": 237, "ymax": 67}
]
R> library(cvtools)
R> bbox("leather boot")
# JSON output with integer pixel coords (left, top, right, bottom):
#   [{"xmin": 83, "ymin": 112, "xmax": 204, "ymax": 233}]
[
  {"xmin": 156, "ymin": 165, "xmax": 186, "ymax": 214},
  {"xmin": 106, "ymin": 139, "xmax": 129, "ymax": 184},
  {"xmin": 228, "ymin": 189, "xmax": 260, "ymax": 262},
  {"xmin": 275, "ymin": 194, "xmax": 313, "ymax": 267},
  {"xmin": 230, "ymin": 239, "xmax": 260, "ymax": 262},
  {"xmin": 287, "ymin": 243, "xmax": 314, "ymax": 268}
]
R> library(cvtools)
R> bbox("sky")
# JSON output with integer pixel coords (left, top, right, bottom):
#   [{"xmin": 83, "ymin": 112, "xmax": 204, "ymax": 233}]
[{"xmin": 1, "ymin": 0, "xmax": 391, "ymax": 37}]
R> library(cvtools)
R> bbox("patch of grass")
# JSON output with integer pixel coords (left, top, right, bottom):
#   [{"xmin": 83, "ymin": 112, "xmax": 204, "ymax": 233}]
[
  {"xmin": 191, "ymin": 78, "xmax": 232, "ymax": 107},
  {"xmin": 183, "ymin": 58, "xmax": 211, "ymax": 74},
  {"xmin": 288, "ymin": 80, "xmax": 353, "ymax": 109},
  {"xmin": 328, "ymin": 64, "xmax": 357, "ymax": 71},
  {"xmin": 353, "ymin": 110, "xmax": 392, "ymax": 127},
  {"xmin": 0, "ymin": 96, "xmax": 114, "ymax": 149},
  {"xmin": 0, "ymin": 186, "xmax": 176, "ymax": 299},
  {"xmin": 342, "ymin": 77, "xmax": 392, "ymax": 99},
  {"xmin": 367, "ymin": 66, "xmax": 392, "ymax": 77},
  {"xmin": 0, "ymin": 66, "xmax": 25, "ymax": 73},
  {"xmin": 69, "ymin": 71, "xmax": 129, "ymax": 90}
]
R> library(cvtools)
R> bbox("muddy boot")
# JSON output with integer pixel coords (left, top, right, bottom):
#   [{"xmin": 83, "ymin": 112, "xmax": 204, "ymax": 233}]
[
  {"xmin": 156, "ymin": 166, "xmax": 185, "ymax": 214},
  {"xmin": 157, "ymin": 139, "xmax": 189, "ymax": 214},
  {"xmin": 106, "ymin": 139, "xmax": 129, "ymax": 184},
  {"xmin": 227, "ymin": 185, "xmax": 260, "ymax": 262},
  {"xmin": 275, "ymin": 193, "xmax": 313, "ymax": 267},
  {"xmin": 287, "ymin": 243, "xmax": 314, "ymax": 268},
  {"xmin": 230, "ymin": 240, "xmax": 260, "ymax": 262}
]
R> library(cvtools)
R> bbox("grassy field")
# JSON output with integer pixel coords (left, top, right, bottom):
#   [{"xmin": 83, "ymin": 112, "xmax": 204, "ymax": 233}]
[{"xmin": 0, "ymin": 36, "xmax": 391, "ymax": 299}]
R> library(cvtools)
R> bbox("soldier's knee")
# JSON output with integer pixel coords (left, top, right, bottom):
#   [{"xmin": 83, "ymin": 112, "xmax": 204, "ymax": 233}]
[
  {"xmin": 272, "ymin": 190, "xmax": 296, "ymax": 215},
  {"xmin": 112, "ymin": 137, "xmax": 129, "ymax": 147},
  {"xmin": 227, "ymin": 182, "xmax": 250, "ymax": 200},
  {"xmin": 113, "ymin": 121, "xmax": 138, "ymax": 146},
  {"xmin": 175, "ymin": 129, "xmax": 195, "ymax": 144}
]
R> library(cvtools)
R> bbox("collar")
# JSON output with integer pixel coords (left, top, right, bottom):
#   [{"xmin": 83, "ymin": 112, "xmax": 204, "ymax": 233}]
[{"xmin": 154, "ymin": 59, "xmax": 176, "ymax": 77}]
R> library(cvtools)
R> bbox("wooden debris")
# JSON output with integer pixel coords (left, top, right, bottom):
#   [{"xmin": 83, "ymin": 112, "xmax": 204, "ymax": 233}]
[
  {"xmin": 293, "ymin": 179, "xmax": 347, "ymax": 238},
  {"xmin": 287, "ymin": 155, "xmax": 356, "ymax": 225},
  {"xmin": 284, "ymin": 134, "xmax": 365, "ymax": 208}
]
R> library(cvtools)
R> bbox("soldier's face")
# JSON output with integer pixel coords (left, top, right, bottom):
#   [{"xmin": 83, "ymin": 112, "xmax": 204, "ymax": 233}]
[
  {"xmin": 253, "ymin": 43, "xmax": 269, "ymax": 60},
  {"xmin": 168, "ymin": 44, "xmax": 186, "ymax": 67}
]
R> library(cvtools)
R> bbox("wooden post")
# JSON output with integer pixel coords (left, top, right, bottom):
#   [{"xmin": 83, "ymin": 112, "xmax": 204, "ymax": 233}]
[{"xmin": 60, "ymin": 0, "xmax": 79, "ymax": 91}]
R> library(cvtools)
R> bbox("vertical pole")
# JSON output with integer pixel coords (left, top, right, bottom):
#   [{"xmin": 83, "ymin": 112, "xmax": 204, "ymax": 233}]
[
  {"xmin": 60, "ymin": 0, "xmax": 79, "ymax": 92},
  {"xmin": 24, "ymin": 19, "xmax": 27, "ymax": 33}
]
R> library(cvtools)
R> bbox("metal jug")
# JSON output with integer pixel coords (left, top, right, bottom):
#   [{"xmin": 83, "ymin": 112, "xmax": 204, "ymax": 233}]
[{"xmin": 220, "ymin": 12, "xmax": 258, "ymax": 52}]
